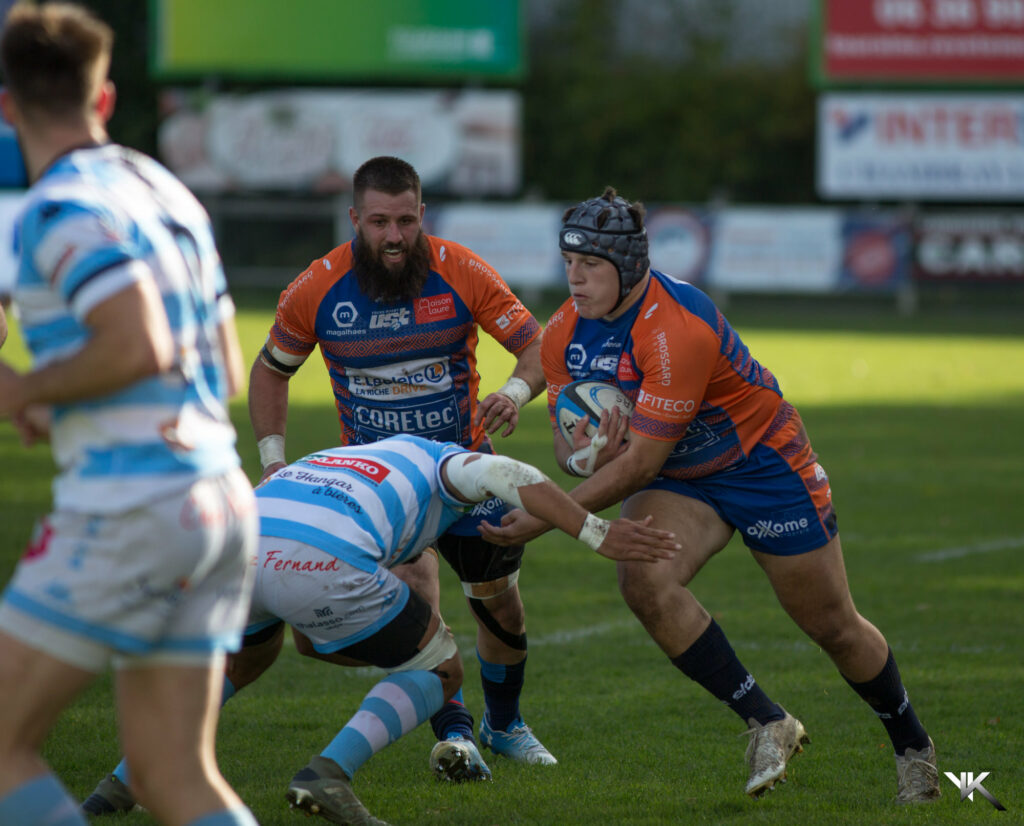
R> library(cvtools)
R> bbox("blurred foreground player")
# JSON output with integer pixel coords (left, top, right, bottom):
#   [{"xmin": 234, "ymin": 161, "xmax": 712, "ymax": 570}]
[{"xmin": 0, "ymin": 4, "xmax": 258, "ymax": 826}]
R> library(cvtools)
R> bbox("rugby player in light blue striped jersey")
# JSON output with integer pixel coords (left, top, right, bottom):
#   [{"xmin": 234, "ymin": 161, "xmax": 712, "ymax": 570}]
[
  {"xmin": 83, "ymin": 434, "xmax": 679, "ymax": 825},
  {"xmin": 0, "ymin": 5, "xmax": 257, "ymax": 826}
]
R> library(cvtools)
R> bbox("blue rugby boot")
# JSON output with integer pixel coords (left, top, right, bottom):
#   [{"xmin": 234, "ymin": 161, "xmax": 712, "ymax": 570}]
[{"xmin": 479, "ymin": 715, "xmax": 557, "ymax": 765}]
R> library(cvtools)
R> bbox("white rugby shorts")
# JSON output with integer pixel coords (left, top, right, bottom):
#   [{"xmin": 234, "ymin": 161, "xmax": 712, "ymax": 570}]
[
  {"xmin": 0, "ymin": 468, "xmax": 257, "ymax": 671},
  {"xmin": 246, "ymin": 536, "xmax": 409, "ymax": 654}
]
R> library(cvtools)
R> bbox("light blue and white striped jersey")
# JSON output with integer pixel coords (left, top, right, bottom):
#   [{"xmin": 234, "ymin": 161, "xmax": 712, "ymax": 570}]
[
  {"xmin": 256, "ymin": 435, "xmax": 471, "ymax": 571},
  {"xmin": 11, "ymin": 144, "xmax": 240, "ymax": 512}
]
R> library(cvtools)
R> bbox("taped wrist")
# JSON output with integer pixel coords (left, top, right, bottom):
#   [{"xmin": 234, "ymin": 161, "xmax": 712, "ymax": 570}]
[
  {"xmin": 443, "ymin": 452, "xmax": 548, "ymax": 509},
  {"xmin": 495, "ymin": 376, "xmax": 532, "ymax": 409},
  {"xmin": 564, "ymin": 433, "xmax": 608, "ymax": 478},
  {"xmin": 577, "ymin": 513, "xmax": 610, "ymax": 551},
  {"xmin": 257, "ymin": 434, "xmax": 286, "ymax": 469}
]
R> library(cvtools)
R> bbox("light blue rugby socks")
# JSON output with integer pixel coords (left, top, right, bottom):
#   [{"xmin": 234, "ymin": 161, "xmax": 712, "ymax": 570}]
[
  {"xmin": 0, "ymin": 774, "xmax": 88, "ymax": 825},
  {"xmin": 321, "ymin": 670, "xmax": 444, "ymax": 779}
]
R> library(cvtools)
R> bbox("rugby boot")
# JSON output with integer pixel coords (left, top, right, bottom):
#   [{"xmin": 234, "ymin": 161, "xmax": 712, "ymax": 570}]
[
  {"xmin": 286, "ymin": 755, "xmax": 389, "ymax": 826},
  {"xmin": 895, "ymin": 738, "xmax": 941, "ymax": 804},
  {"xmin": 81, "ymin": 774, "xmax": 138, "ymax": 816},
  {"xmin": 743, "ymin": 708, "xmax": 809, "ymax": 797},
  {"xmin": 479, "ymin": 714, "xmax": 557, "ymax": 765},
  {"xmin": 429, "ymin": 735, "xmax": 493, "ymax": 782}
]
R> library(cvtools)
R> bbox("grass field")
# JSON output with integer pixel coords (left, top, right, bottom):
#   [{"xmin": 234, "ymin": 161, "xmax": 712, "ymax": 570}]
[{"xmin": 1, "ymin": 291, "xmax": 1022, "ymax": 825}]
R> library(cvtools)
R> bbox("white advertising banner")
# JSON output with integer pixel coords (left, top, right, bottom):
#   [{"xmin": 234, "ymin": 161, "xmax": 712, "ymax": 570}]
[
  {"xmin": 428, "ymin": 203, "xmax": 563, "ymax": 289},
  {"xmin": 706, "ymin": 208, "xmax": 844, "ymax": 293},
  {"xmin": 818, "ymin": 93, "xmax": 1024, "ymax": 201},
  {"xmin": 158, "ymin": 88, "xmax": 521, "ymax": 196}
]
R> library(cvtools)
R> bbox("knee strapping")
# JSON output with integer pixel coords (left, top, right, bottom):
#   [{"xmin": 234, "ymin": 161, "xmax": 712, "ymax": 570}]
[
  {"xmin": 469, "ymin": 597, "xmax": 527, "ymax": 651},
  {"xmin": 385, "ymin": 622, "xmax": 457, "ymax": 674}
]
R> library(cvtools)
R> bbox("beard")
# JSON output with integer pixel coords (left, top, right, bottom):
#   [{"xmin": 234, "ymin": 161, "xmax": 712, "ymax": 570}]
[{"xmin": 352, "ymin": 228, "xmax": 432, "ymax": 303}]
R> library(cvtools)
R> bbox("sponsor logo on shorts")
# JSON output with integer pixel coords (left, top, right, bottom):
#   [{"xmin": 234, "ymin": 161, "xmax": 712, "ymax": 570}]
[
  {"xmin": 470, "ymin": 496, "xmax": 505, "ymax": 519},
  {"xmin": 263, "ymin": 550, "xmax": 342, "ymax": 572},
  {"xmin": 745, "ymin": 516, "xmax": 811, "ymax": 540}
]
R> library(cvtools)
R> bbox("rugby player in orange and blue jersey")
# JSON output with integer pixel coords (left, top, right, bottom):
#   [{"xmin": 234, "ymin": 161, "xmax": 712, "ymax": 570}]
[
  {"xmin": 247, "ymin": 156, "xmax": 556, "ymax": 779},
  {"xmin": 481, "ymin": 187, "xmax": 940, "ymax": 805}
]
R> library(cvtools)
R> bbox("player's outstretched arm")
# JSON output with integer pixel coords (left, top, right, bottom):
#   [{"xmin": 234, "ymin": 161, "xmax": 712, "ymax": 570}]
[{"xmin": 443, "ymin": 452, "xmax": 678, "ymax": 562}]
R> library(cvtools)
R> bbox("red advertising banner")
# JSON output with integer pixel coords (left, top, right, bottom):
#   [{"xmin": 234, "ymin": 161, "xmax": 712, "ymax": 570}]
[{"xmin": 814, "ymin": 0, "xmax": 1024, "ymax": 85}]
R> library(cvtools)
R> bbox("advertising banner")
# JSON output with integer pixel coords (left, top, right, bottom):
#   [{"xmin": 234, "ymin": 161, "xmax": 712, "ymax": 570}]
[
  {"xmin": 818, "ymin": 93, "xmax": 1024, "ymax": 201},
  {"xmin": 152, "ymin": 0, "xmax": 523, "ymax": 81},
  {"xmin": 705, "ymin": 207, "xmax": 909, "ymax": 293},
  {"xmin": 645, "ymin": 206, "xmax": 712, "ymax": 285},
  {"xmin": 706, "ymin": 208, "xmax": 845, "ymax": 293},
  {"xmin": 427, "ymin": 203, "xmax": 564, "ymax": 289},
  {"xmin": 157, "ymin": 88, "xmax": 521, "ymax": 197},
  {"xmin": 914, "ymin": 212, "xmax": 1024, "ymax": 281},
  {"xmin": 813, "ymin": 0, "xmax": 1024, "ymax": 85}
]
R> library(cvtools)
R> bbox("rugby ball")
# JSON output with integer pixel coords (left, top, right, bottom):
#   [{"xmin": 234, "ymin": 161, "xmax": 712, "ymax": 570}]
[{"xmin": 555, "ymin": 380, "xmax": 633, "ymax": 445}]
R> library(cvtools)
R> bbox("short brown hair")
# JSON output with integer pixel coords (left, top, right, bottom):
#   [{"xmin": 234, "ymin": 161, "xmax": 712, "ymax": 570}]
[
  {"xmin": 0, "ymin": 2, "xmax": 113, "ymax": 122},
  {"xmin": 352, "ymin": 156, "xmax": 421, "ymax": 210}
]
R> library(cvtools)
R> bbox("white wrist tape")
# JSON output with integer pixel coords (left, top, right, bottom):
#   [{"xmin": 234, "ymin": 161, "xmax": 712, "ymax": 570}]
[
  {"xmin": 443, "ymin": 452, "xmax": 548, "ymax": 509},
  {"xmin": 564, "ymin": 432, "xmax": 608, "ymax": 478},
  {"xmin": 495, "ymin": 376, "xmax": 531, "ymax": 409},
  {"xmin": 577, "ymin": 513, "xmax": 610, "ymax": 551},
  {"xmin": 257, "ymin": 434, "xmax": 286, "ymax": 469}
]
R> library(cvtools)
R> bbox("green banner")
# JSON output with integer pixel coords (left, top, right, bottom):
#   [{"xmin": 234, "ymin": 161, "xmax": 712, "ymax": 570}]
[{"xmin": 151, "ymin": 0, "xmax": 523, "ymax": 81}]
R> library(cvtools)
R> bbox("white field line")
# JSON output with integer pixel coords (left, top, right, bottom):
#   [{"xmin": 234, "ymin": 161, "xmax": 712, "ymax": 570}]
[{"xmin": 914, "ymin": 535, "xmax": 1024, "ymax": 562}]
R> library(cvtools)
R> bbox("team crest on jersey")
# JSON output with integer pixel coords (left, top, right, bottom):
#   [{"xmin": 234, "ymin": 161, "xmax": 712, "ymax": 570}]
[
  {"xmin": 414, "ymin": 294, "xmax": 456, "ymax": 324},
  {"xmin": 305, "ymin": 454, "xmax": 391, "ymax": 483}
]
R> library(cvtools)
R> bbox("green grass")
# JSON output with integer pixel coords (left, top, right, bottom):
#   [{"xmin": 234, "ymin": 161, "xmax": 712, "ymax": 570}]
[{"xmin": 2, "ymin": 291, "xmax": 1023, "ymax": 824}]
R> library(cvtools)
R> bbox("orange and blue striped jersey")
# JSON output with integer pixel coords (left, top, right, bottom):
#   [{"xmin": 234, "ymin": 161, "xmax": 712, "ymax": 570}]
[
  {"xmin": 264, "ymin": 236, "xmax": 541, "ymax": 450},
  {"xmin": 543, "ymin": 271, "xmax": 785, "ymax": 478}
]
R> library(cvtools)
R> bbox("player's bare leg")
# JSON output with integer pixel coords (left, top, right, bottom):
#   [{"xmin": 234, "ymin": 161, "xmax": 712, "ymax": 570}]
[
  {"xmin": 619, "ymin": 490, "xmax": 807, "ymax": 797},
  {"xmin": 117, "ymin": 656, "xmax": 246, "ymax": 825},
  {"xmin": 756, "ymin": 536, "xmax": 938, "ymax": 802},
  {"xmin": 0, "ymin": 630, "xmax": 95, "ymax": 824}
]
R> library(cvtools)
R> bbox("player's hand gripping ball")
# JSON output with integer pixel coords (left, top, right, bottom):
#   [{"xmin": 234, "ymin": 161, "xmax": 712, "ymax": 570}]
[{"xmin": 555, "ymin": 380, "xmax": 634, "ymax": 444}]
